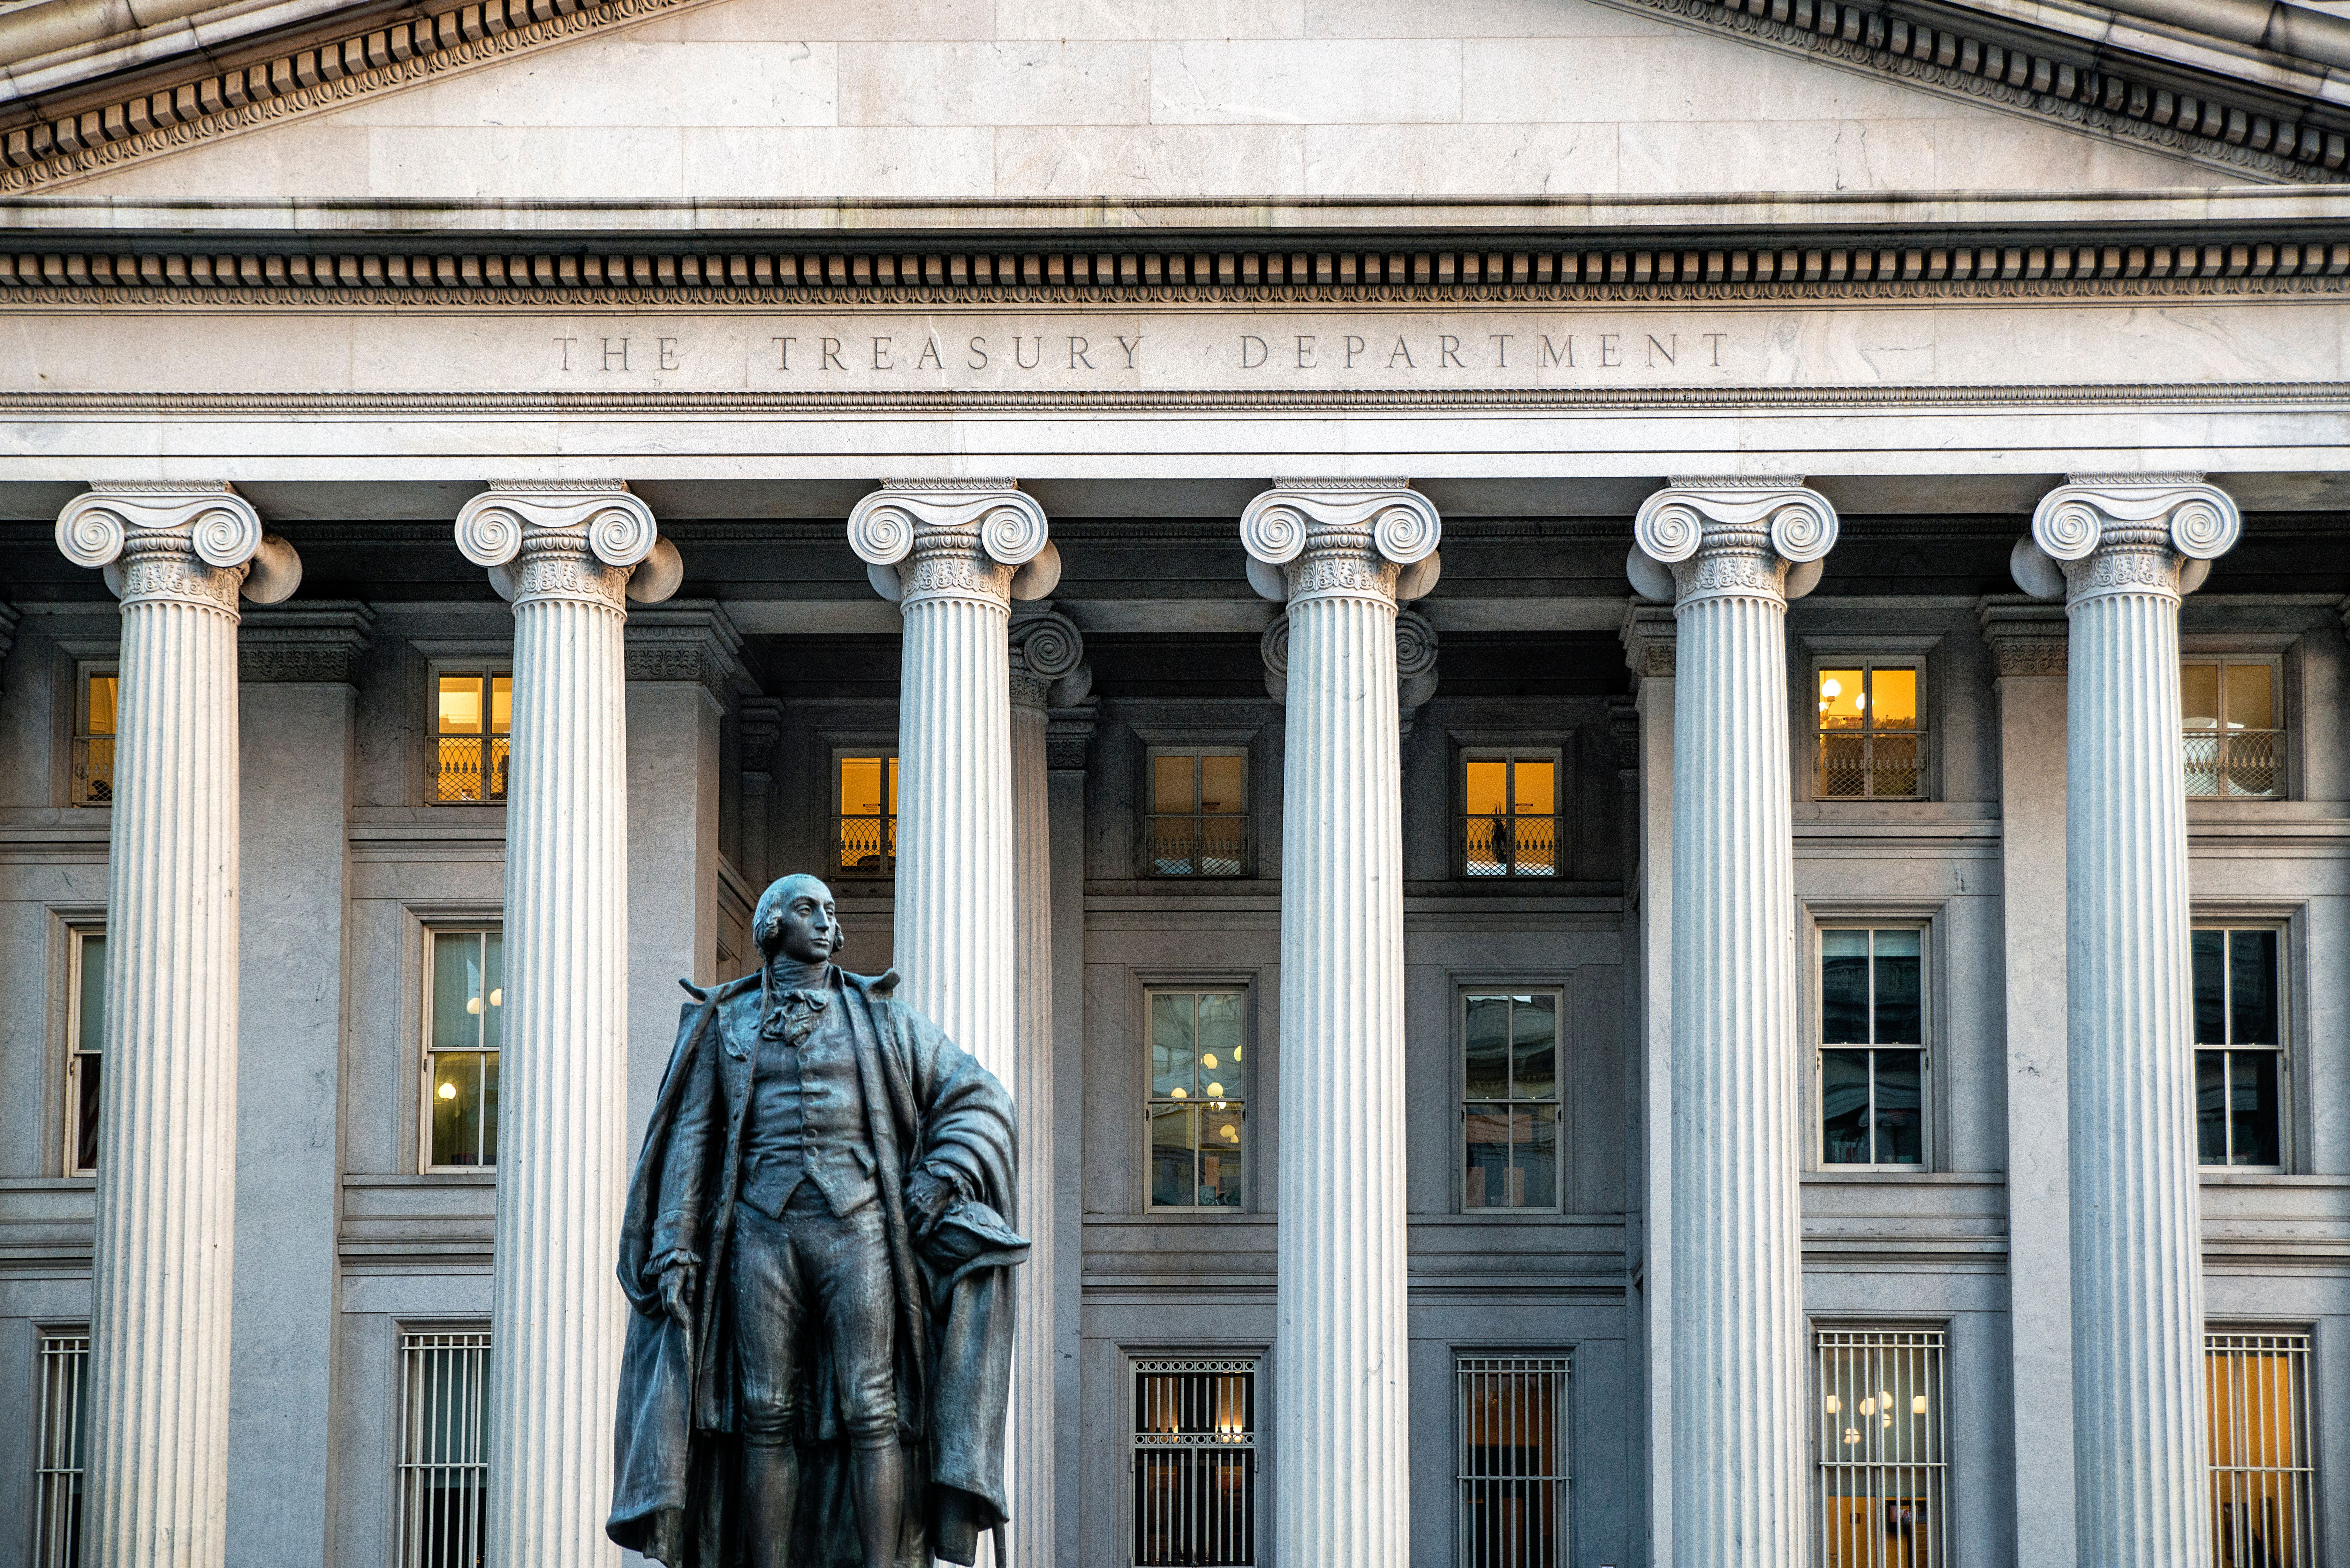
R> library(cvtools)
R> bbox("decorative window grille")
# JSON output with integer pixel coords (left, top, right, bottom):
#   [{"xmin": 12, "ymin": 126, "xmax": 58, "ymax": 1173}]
[
  {"xmin": 398, "ymin": 1330, "xmax": 491, "ymax": 1568},
  {"xmin": 1814, "ymin": 1328, "xmax": 1947, "ymax": 1568},
  {"xmin": 834, "ymin": 752, "xmax": 898, "ymax": 878},
  {"xmin": 70, "ymin": 666, "xmax": 117, "ymax": 807},
  {"xmin": 1815, "ymin": 663, "xmax": 1924, "ymax": 800},
  {"xmin": 2194, "ymin": 926, "xmax": 2287, "ymax": 1168},
  {"xmin": 66, "ymin": 927, "xmax": 105, "ymax": 1175},
  {"xmin": 425, "ymin": 930, "xmax": 503, "ymax": 1170},
  {"xmin": 2183, "ymin": 658, "xmax": 2284, "ymax": 798},
  {"xmin": 1462, "ymin": 750, "xmax": 1560, "ymax": 877},
  {"xmin": 34, "ymin": 1331, "xmax": 89, "ymax": 1568},
  {"xmin": 2206, "ymin": 1330, "xmax": 2316, "ymax": 1567},
  {"xmin": 1131, "ymin": 1357, "xmax": 1256, "ymax": 1567},
  {"xmin": 1145, "ymin": 750, "xmax": 1247, "ymax": 877},
  {"xmin": 1818, "ymin": 929, "xmax": 1928, "ymax": 1167},
  {"xmin": 1456, "ymin": 1355, "xmax": 1571, "ymax": 1568},
  {"xmin": 1147, "ymin": 990, "xmax": 1247, "ymax": 1209},
  {"xmin": 1462, "ymin": 992, "xmax": 1562, "ymax": 1211},
  {"xmin": 430, "ymin": 670, "xmax": 511, "ymax": 804}
]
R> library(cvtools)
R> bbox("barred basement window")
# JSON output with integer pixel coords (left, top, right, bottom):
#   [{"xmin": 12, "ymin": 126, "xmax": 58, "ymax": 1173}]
[
  {"xmin": 1462, "ymin": 750, "xmax": 1560, "ymax": 877},
  {"xmin": 2206, "ymin": 1330, "xmax": 2316, "ymax": 1567},
  {"xmin": 430, "ymin": 669, "xmax": 511, "ymax": 804},
  {"xmin": 1146, "ymin": 749, "xmax": 1247, "ymax": 877},
  {"xmin": 1131, "ymin": 1357, "xmax": 1256, "ymax": 1567},
  {"xmin": 398, "ymin": 1330, "xmax": 491, "ymax": 1568},
  {"xmin": 2183, "ymin": 658, "xmax": 2283, "ymax": 799},
  {"xmin": 70, "ymin": 665, "xmax": 116, "ymax": 807},
  {"xmin": 2194, "ymin": 927, "xmax": 2286, "ymax": 1169},
  {"xmin": 34, "ymin": 1330, "xmax": 88, "ymax": 1568},
  {"xmin": 834, "ymin": 752, "xmax": 898, "ymax": 879},
  {"xmin": 1815, "ymin": 662, "xmax": 1923, "ymax": 799},
  {"xmin": 1814, "ymin": 1328, "xmax": 1946, "ymax": 1568},
  {"xmin": 1457, "ymin": 1355, "xmax": 1571, "ymax": 1568}
]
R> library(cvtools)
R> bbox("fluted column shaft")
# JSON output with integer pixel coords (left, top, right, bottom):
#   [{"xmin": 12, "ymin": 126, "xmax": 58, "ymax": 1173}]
[
  {"xmin": 1007, "ymin": 660, "xmax": 1054, "ymax": 1568},
  {"xmin": 455, "ymin": 484, "xmax": 671, "ymax": 1568},
  {"xmin": 1242, "ymin": 482, "xmax": 1439, "ymax": 1568},
  {"xmin": 2027, "ymin": 479, "xmax": 2243, "ymax": 1568},
  {"xmin": 1632, "ymin": 483, "xmax": 1838, "ymax": 1568}
]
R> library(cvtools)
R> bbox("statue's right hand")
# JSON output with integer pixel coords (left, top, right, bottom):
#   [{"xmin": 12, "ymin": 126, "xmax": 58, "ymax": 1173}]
[{"xmin": 658, "ymin": 1262, "xmax": 697, "ymax": 1331}]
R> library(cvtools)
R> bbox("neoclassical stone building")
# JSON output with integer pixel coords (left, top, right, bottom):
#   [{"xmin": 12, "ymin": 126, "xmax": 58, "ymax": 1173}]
[{"xmin": 1, "ymin": 0, "xmax": 2346, "ymax": 1565}]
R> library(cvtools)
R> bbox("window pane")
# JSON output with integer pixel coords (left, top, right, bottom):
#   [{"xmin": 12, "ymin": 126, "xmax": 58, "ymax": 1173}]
[
  {"xmin": 1512, "ymin": 758, "xmax": 1556, "ymax": 817},
  {"xmin": 431, "ymin": 1051, "xmax": 486, "ymax": 1167},
  {"xmin": 1818, "ymin": 668, "xmax": 1864, "ymax": 730},
  {"xmin": 1873, "ymin": 931, "xmax": 1923, "ymax": 1045},
  {"xmin": 1511, "ymin": 995, "xmax": 1557, "ymax": 1102},
  {"xmin": 1199, "ymin": 1108, "xmax": 1244, "ymax": 1207},
  {"xmin": 1816, "ymin": 732, "xmax": 1867, "ymax": 798},
  {"xmin": 1821, "ymin": 1050, "xmax": 1872, "ymax": 1163},
  {"xmin": 2228, "ymin": 1051, "xmax": 2281, "ymax": 1167},
  {"xmin": 431, "ymin": 934, "xmax": 482, "ymax": 1052},
  {"xmin": 481, "ymin": 1049, "xmax": 499, "ymax": 1167},
  {"xmin": 437, "ymin": 674, "xmax": 484, "ymax": 736},
  {"xmin": 77, "ymin": 934, "xmax": 106, "ymax": 1057},
  {"xmin": 1514, "ymin": 1104, "xmax": 1557, "ymax": 1209},
  {"xmin": 480, "ymin": 933, "xmax": 504, "ymax": 1055},
  {"xmin": 1150, "ymin": 1104, "xmax": 1196, "ymax": 1208},
  {"xmin": 1464, "ymin": 1105, "xmax": 1511, "ymax": 1209},
  {"xmin": 2197, "ymin": 1050, "xmax": 2228, "ymax": 1165},
  {"xmin": 1151, "ymin": 993, "xmax": 1196, "ymax": 1100},
  {"xmin": 86, "ymin": 673, "xmax": 118, "ymax": 736},
  {"xmin": 1869, "ymin": 731, "xmax": 1922, "ymax": 798},
  {"xmin": 1197, "ymin": 992, "xmax": 1244, "ymax": 1081},
  {"xmin": 1464, "ymin": 759, "xmax": 1508, "ymax": 818},
  {"xmin": 1152, "ymin": 754, "xmax": 1197, "ymax": 815},
  {"xmin": 886, "ymin": 755, "xmax": 898, "ymax": 812},
  {"xmin": 1821, "ymin": 931, "xmax": 1870, "ymax": 1044},
  {"xmin": 2181, "ymin": 661, "xmax": 2221, "ymax": 729},
  {"xmin": 489, "ymin": 674, "xmax": 512, "ymax": 735},
  {"xmin": 75, "ymin": 1055, "xmax": 102, "ymax": 1174},
  {"xmin": 2192, "ymin": 931, "xmax": 2227, "ymax": 1044},
  {"xmin": 839, "ymin": 757, "xmax": 886, "ymax": 817},
  {"xmin": 2228, "ymin": 930, "xmax": 2278, "ymax": 1046},
  {"xmin": 1199, "ymin": 754, "xmax": 1246, "ymax": 815},
  {"xmin": 1464, "ymin": 996, "xmax": 1510, "ymax": 1100},
  {"xmin": 1873, "ymin": 1051, "xmax": 1924, "ymax": 1165},
  {"xmin": 2223, "ymin": 662, "xmax": 2273, "ymax": 732},
  {"xmin": 1870, "ymin": 666, "xmax": 1918, "ymax": 729}
]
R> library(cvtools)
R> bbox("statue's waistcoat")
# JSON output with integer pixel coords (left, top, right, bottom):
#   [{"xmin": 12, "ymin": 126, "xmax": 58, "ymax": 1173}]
[{"xmin": 735, "ymin": 979, "xmax": 879, "ymax": 1220}]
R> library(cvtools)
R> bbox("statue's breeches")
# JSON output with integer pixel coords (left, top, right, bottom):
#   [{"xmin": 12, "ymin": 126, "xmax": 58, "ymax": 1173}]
[{"xmin": 729, "ymin": 1191, "xmax": 899, "ymax": 1450}]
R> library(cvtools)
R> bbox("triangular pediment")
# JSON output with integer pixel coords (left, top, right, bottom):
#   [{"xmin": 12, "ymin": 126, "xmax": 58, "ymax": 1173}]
[{"xmin": 8, "ymin": 0, "xmax": 2285, "ymax": 203}]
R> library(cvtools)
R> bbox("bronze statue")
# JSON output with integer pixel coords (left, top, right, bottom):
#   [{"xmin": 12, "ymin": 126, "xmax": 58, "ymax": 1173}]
[{"xmin": 609, "ymin": 873, "xmax": 1027, "ymax": 1568}]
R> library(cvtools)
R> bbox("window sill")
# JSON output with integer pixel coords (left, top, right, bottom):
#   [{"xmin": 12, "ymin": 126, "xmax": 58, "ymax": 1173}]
[{"xmin": 1801, "ymin": 1169, "xmax": 1992, "ymax": 1184}]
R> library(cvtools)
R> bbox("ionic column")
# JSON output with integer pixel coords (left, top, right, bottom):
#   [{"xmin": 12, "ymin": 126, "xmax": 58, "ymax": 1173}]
[
  {"xmin": 1239, "ymin": 480, "xmax": 1441, "ymax": 1568},
  {"xmin": 1627, "ymin": 479, "xmax": 1838, "ymax": 1568},
  {"xmin": 52, "ymin": 482, "xmax": 301, "ymax": 1568},
  {"xmin": 2014, "ymin": 477, "xmax": 2242, "ymax": 1567},
  {"xmin": 453, "ymin": 482, "xmax": 679, "ymax": 1568},
  {"xmin": 849, "ymin": 480, "xmax": 1058, "ymax": 1554}
]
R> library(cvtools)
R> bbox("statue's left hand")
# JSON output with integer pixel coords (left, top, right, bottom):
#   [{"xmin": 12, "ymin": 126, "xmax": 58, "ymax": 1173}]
[{"xmin": 658, "ymin": 1261, "xmax": 698, "ymax": 1333}]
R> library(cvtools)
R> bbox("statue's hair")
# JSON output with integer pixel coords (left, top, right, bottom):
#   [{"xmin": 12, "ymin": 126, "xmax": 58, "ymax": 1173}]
[{"xmin": 751, "ymin": 873, "xmax": 841, "ymax": 958}]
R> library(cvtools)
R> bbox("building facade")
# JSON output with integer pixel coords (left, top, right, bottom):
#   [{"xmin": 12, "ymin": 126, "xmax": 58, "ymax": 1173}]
[{"xmin": 1, "ymin": 1, "xmax": 2347, "ymax": 1565}]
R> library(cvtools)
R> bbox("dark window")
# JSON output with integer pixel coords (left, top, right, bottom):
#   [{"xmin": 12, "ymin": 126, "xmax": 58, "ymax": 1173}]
[
  {"xmin": 1148, "ymin": 991, "xmax": 1246, "ymax": 1210},
  {"xmin": 427, "ymin": 931, "xmax": 502, "ymax": 1170},
  {"xmin": 1463, "ymin": 992, "xmax": 1561, "ymax": 1210},
  {"xmin": 1819, "ymin": 929, "xmax": 1925, "ymax": 1166},
  {"xmin": 2194, "ymin": 928, "xmax": 2285, "ymax": 1167}
]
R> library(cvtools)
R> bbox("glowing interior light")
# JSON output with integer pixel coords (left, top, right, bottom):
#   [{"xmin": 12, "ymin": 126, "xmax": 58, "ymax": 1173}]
[
  {"xmin": 1821, "ymin": 678, "xmax": 1843, "ymax": 698},
  {"xmin": 1913, "ymin": 1395, "xmax": 1927, "ymax": 1415},
  {"xmin": 1824, "ymin": 1395, "xmax": 1840, "ymax": 1413},
  {"xmin": 1207, "ymin": 1081, "xmax": 1224, "ymax": 1097},
  {"xmin": 1201, "ymin": 1054, "xmax": 1217, "ymax": 1069},
  {"xmin": 1843, "ymin": 1429, "xmax": 1861, "ymax": 1446},
  {"xmin": 1859, "ymin": 1397, "xmax": 1876, "ymax": 1417},
  {"xmin": 466, "ymin": 996, "xmax": 483, "ymax": 1015},
  {"xmin": 489, "ymin": 988, "xmax": 502, "ymax": 1007},
  {"xmin": 438, "ymin": 1082, "xmax": 458, "ymax": 1101},
  {"xmin": 1170, "ymin": 1086, "xmax": 1187, "ymax": 1099}
]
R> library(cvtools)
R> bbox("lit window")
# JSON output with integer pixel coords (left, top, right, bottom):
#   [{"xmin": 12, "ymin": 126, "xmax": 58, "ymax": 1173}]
[
  {"xmin": 398, "ymin": 1329, "xmax": 491, "ymax": 1568},
  {"xmin": 66, "ymin": 929, "xmax": 104, "ymax": 1175},
  {"xmin": 430, "ymin": 670, "xmax": 511, "ymax": 804},
  {"xmin": 1815, "ymin": 663, "xmax": 1924, "ymax": 799},
  {"xmin": 1457, "ymin": 1356, "xmax": 1570, "ymax": 1567},
  {"xmin": 1146, "ymin": 750, "xmax": 1247, "ymax": 876},
  {"xmin": 1132, "ymin": 1357, "xmax": 1256, "ymax": 1567},
  {"xmin": 835, "ymin": 753, "xmax": 898, "ymax": 879},
  {"xmin": 34, "ymin": 1329, "xmax": 87, "ymax": 1568},
  {"xmin": 426, "ymin": 931, "xmax": 502, "ymax": 1170},
  {"xmin": 1814, "ymin": 1328, "xmax": 1946, "ymax": 1568},
  {"xmin": 1819, "ymin": 929, "xmax": 1926, "ymax": 1167},
  {"xmin": 1148, "ymin": 990, "xmax": 1246, "ymax": 1210},
  {"xmin": 71, "ymin": 666, "xmax": 116, "ymax": 807},
  {"xmin": 2206, "ymin": 1330, "xmax": 2316, "ymax": 1567},
  {"xmin": 1462, "ymin": 750, "xmax": 1559, "ymax": 877},
  {"xmin": 2194, "ymin": 928, "xmax": 2286, "ymax": 1168},
  {"xmin": 2183, "ymin": 658, "xmax": 2283, "ymax": 798},
  {"xmin": 1463, "ymin": 992, "xmax": 1560, "ymax": 1211}
]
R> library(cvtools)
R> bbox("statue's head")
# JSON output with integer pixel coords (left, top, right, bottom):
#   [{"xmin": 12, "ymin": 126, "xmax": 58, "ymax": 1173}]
[{"xmin": 752, "ymin": 873, "xmax": 844, "ymax": 965}]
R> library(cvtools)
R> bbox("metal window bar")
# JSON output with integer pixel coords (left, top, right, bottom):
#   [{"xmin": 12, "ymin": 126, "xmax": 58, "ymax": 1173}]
[
  {"xmin": 2184, "ymin": 729, "xmax": 2285, "ymax": 799},
  {"xmin": 1457, "ymin": 1355, "xmax": 1571, "ymax": 1568},
  {"xmin": 2206, "ymin": 1331, "xmax": 2316, "ymax": 1568},
  {"xmin": 834, "ymin": 812, "xmax": 897, "ymax": 877},
  {"xmin": 1461, "ymin": 813, "xmax": 1560, "ymax": 877},
  {"xmin": 70, "ymin": 734, "xmax": 115, "ymax": 805},
  {"xmin": 398, "ymin": 1331, "xmax": 491, "ymax": 1568},
  {"xmin": 35, "ymin": 1331, "xmax": 89, "ymax": 1568},
  {"xmin": 430, "ymin": 735, "xmax": 509, "ymax": 804},
  {"xmin": 1816, "ymin": 731, "xmax": 1926, "ymax": 800},
  {"xmin": 1814, "ymin": 1328, "xmax": 1947, "ymax": 1568},
  {"xmin": 1145, "ymin": 814, "xmax": 1248, "ymax": 877},
  {"xmin": 1131, "ymin": 1357, "xmax": 1256, "ymax": 1567}
]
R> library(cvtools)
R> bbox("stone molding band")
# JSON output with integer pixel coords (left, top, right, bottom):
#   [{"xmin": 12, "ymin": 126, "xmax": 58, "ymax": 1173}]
[
  {"xmin": 54, "ymin": 482, "xmax": 303, "ymax": 611},
  {"xmin": 849, "ymin": 482, "xmax": 1057, "ymax": 610}
]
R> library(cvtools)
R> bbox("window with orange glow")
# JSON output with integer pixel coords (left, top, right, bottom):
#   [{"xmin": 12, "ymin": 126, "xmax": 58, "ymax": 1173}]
[
  {"xmin": 1132, "ymin": 1358, "xmax": 1256, "ymax": 1566},
  {"xmin": 1146, "ymin": 749, "xmax": 1247, "ymax": 876},
  {"xmin": 430, "ymin": 669, "xmax": 511, "ymax": 803},
  {"xmin": 2206, "ymin": 1331, "xmax": 2315, "ymax": 1566},
  {"xmin": 72, "ymin": 665, "xmax": 118, "ymax": 806},
  {"xmin": 1462, "ymin": 750, "xmax": 1561, "ymax": 877},
  {"xmin": 2182, "ymin": 657, "xmax": 2284, "ymax": 798},
  {"xmin": 1815, "ymin": 663, "xmax": 1924, "ymax": 799},
  {"xmin": 834, "ymin": 753, "xmax": 898, "ymax": 878}
]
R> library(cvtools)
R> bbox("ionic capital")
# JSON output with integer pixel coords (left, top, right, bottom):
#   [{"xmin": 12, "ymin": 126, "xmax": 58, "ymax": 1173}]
[
  {"xmin": 1010, "ymin": 606, "xmax": 1089, "ymax": 710},
  {"xmin": 848, "ymin": 480, "xmax": 1056, "ymax": 611},
  {"xmin": 1240, "ymin": 480, "xmax": 1442, "ymax": 607},
  {"xmin": 455, "ymin": 481, "xmax": 679, "ymax": 611},
  {"xmin": 56, "ymin": 482, "xmax": 303, "ymax": 614},
  {"xmin": 1626, "ymin": 479, "xmax": 1838, "ymax": 608},
  {"xmin": 2013, "ymin": 475, "xmax": 2240, "ymax": 605}
]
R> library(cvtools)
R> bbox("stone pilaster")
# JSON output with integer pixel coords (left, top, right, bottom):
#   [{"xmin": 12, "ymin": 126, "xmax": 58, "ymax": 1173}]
[
  {"xmin": 453, "ymin": 481, "xmax": 675, "ymax": 1568},
  {"xmin": 2017, "ymin": 476, "xmax": 2242, "ymax": 1568},
  {"xmin": 849, "ymin": 479, "xmax": 1055, "ymax": 1558},
  {"xmin": 52, "ymin": 482, "xmax": 300, "ymax": 1568},
  {"xmin": 1629, "ymin": 479, "xmax": 1838, "ymax": 1568},
  {"xmin": 1240, "ymin": 479, "xmax": 1440, "ymax": 1568},
  {"xmin": 1042, "ymin": 700, "xmax": 1094, "ymax": 1568}
]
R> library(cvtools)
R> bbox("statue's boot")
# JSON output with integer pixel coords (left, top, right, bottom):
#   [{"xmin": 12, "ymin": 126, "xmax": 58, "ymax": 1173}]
[
  {"xmin": 741, "ymin": 1440, "xmax": 799, "ymax": 1568},
  {"xmin": 853, "ymin": 1439, "xmax": 906, "ymax": 1568}
]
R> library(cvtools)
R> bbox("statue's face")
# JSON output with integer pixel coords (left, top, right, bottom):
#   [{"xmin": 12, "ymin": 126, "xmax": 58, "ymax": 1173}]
[{"xmin": 771, "ymin": 876, "xmax": 842, "ymax": 964}]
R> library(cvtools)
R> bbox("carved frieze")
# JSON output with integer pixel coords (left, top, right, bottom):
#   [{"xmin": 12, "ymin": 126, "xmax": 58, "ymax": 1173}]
[
  {"xmin": 1619, "ymin": 603, "xmax": 1679, "ymax": 681},
  {"xmin": 624, "ymin": 601, "xmax": 747, "ymax": 708},
  {"xmin": 239, "ymin": 602, "xmax": 375, "ymax": 683},
  {"xmin": 1977, "ymin": 597, "xmax": 2070, "ymax": 676}
]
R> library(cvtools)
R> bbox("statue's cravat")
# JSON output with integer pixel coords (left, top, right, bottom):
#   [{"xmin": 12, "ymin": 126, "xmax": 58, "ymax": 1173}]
[{"xmin": 761, "ymin": 978, "xmax": 830, "ymax": 1049}]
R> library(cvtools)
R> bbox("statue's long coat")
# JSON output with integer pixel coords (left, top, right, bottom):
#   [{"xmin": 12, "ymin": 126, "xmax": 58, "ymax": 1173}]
[{"xmin": 607, "ymin": 967, "xmax": 1022, "ymax": 1568}]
